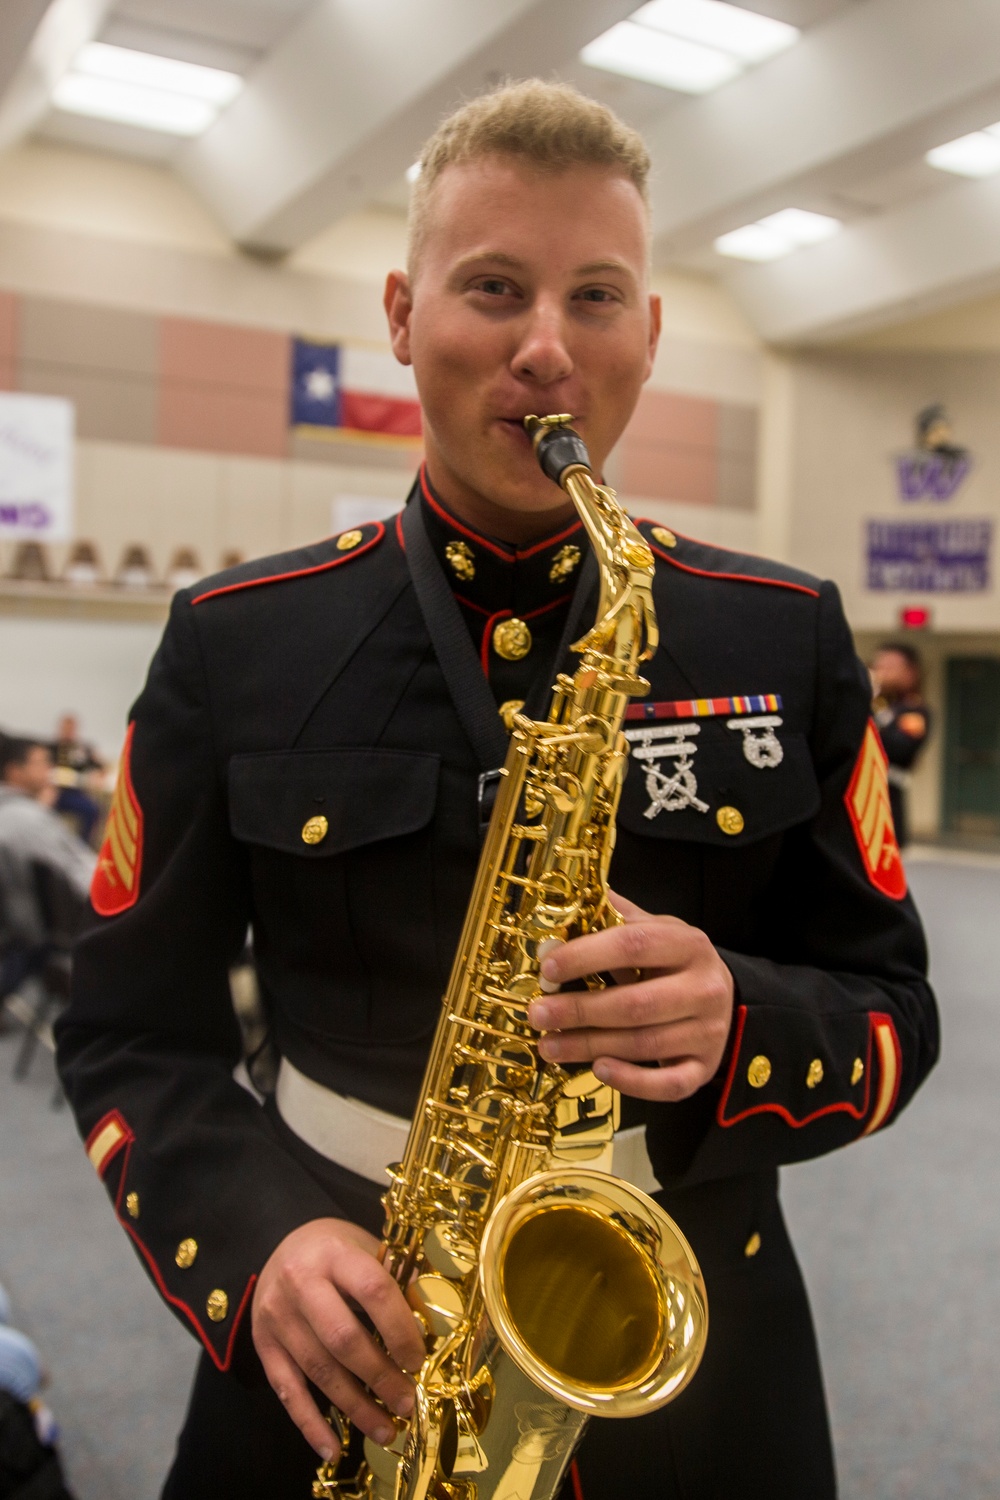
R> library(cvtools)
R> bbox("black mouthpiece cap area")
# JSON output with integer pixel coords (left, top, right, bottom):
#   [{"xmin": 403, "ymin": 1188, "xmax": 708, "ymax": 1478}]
[{"xmin": 524, "ymin": 416, "xmax": 592, "ymax": 486}]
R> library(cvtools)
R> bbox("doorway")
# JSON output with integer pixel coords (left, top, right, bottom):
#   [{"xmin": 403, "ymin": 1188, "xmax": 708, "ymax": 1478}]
[{"xmin": 943, "ymin": 656, "xmax": 1000, "ymax": 838}]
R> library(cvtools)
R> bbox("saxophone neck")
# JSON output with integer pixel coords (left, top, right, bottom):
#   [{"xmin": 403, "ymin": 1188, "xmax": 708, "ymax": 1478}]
[{"xmin": 524, "ymin": 415, "xmax": 658, "ymax": 685}]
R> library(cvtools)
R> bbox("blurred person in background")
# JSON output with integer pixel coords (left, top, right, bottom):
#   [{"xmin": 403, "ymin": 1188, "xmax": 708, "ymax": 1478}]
[
  {"xmin": 0, "ymin": 1284, "xmax": 75, "ymax": 1500},
  {"xmin": 49, "ymin": 717, "xmax": 104, "ymax": 846},
  {"xmin": 870, "ymin": 644, "xmax": 932, "ymax": 848},
  {"xmin": 0, "ymin": 739, "xmax": 95, "ymax": 902}
]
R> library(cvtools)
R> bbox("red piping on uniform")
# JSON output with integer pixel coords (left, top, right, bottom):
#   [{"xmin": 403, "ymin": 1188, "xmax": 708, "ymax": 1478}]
[
  {"xmin": 85, "ymin": 1108, "xmax": 134, "ymax": 1178},
  {"xmin": 419, "ymin": 464, "xmax": 582, "ymax": 561},
  {"xmin": 103, "ymin": 1126, "xmax": 254, "ymax": 1372},
  {"xmin": 716, "ymin": 1006, "xmax": 887, "ymax": 1129},
  {"xmin": 191, "ymin": 524, "xmax": 385, "ymax": 605},
  {"xmin": 481, "ymin": 609, "xmax": 512, "ymax": 672},
  {"xmin": 516, "ymin": 517, "xmax": 583, "ymax": 558},
  {"xmin": 570, "ymin": 1459, "xmax": 585, "ymax": 1500},
  {"xmin": 395, "ymin": 510, "xmax": 406, "ymax": 552},
  {"xmin": 647, "ymin": 541, "xmax": 820, "ymax": 598},
  {"xmin": 478, "ymin": 593, "xmax": 573, "ymax": 672},
  {"xmin": 455, "ymin": 593, "xmax": 491, "ymax": 617}
]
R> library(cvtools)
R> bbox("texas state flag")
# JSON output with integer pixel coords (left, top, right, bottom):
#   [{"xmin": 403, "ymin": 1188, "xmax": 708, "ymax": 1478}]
[{"xmin": 291, "ymin": 338, "xmax": 421, "ymax": 438}]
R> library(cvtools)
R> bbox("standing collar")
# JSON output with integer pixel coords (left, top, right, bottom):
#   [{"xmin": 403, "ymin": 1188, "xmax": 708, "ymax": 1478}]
[{"xmin": 417, "ymin": 463, "xmax": 585, "ymax": 616}]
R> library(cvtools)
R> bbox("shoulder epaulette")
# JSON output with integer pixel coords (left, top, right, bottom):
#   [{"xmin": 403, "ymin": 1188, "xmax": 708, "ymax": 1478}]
[
  {"xmin": 635, "ymin": 519, "xmax": 821, "ymax": 599},
  {"xmin": 190, "ymin": 521, "xmax": 387, "ymax": 606}
]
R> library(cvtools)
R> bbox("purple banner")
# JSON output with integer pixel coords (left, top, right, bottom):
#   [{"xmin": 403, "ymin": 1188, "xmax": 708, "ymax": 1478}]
[
  {"xmin": 895, "ymin": 450, "xmax": 970, "ymax": 501},
  {"xmin": 867, "ymin": 519, "xmax": 991, "ymax": 592}
]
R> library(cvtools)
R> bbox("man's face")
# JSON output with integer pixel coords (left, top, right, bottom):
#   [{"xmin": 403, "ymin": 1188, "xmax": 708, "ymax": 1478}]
[
  {"xmin": 385, "ymin": 157, "xmax": 660, "ymax": 536},
  {"xmin": 871, "ymin": 650, "xmax": 918, "ymax": 699},
  {"xmin": 58, "ymin": 715, "xmax": 77, "ymax": 742},
  {"xmin": 5, "ymin": 745, "xmax": 52, "ymax": 798}
]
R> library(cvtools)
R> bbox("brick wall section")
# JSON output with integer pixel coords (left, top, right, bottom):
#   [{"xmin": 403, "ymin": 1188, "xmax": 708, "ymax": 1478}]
[
  {"xmin": 159, "ymin": 317, "xmax": 290, "ymax": 458},
  {"xmin": 0, "ymin": 291, "xmax": 16, "ymax": 389}
]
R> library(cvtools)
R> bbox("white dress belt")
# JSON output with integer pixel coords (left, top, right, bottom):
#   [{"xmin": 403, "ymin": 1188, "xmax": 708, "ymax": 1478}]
[{"xmin": 275, "ymin": 1056, "xmax": 662, "ymax": 1196}]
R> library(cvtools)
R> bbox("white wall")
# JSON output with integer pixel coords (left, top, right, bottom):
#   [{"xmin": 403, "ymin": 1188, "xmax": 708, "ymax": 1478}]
[{"xmin": 0, "ymin": 616, "xmax": 164, "ymax": 760}]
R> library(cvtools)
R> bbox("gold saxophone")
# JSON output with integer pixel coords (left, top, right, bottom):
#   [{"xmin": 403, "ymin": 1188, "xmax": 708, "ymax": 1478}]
[{"xmin": 315, "ymin": 415, "xmax": 707, "ymax": 1500}]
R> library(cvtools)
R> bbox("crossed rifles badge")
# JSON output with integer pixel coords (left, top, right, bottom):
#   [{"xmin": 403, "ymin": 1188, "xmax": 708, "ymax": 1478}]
[{"xmin": 624, "ymin": 694, "xmax": 784, "ymax": 821}]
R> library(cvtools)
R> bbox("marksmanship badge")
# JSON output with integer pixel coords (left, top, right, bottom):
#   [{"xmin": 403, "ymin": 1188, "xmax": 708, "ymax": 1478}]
[
  {"xmin": 727, "ymin": 714, "xmax": 784, "ymax": 768},
  {"xmin": 625, "ymin": 723, "xmax": 708, "ymax": 818}
]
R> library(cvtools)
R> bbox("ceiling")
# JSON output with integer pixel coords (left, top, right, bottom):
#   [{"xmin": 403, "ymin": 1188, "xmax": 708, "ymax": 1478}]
[{"xmin": 3, "ymin": 0, "xmax": 1000, "ymax": 343}]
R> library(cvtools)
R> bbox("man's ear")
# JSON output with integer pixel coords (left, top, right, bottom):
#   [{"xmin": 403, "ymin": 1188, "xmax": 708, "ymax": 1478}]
[
  {"xmin": 644, "ymin": 291, "xmax": 662, "ymax": 381},
  {"xmin": 384, "ymin": 270, "xmax": 414, "ymax": 365}
]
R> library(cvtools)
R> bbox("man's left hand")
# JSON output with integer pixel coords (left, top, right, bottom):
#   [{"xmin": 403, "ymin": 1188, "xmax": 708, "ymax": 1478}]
[{"xmin": 527, "ymin": 893, "xmax": 734, "ymax": 1103}]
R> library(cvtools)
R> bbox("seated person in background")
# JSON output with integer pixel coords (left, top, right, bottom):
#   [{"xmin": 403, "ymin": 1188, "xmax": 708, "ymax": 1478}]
[
  {"xmin": 870, "ymin": 643, "xmax": 932, "ymax": 848},
  {"xmin": 0, "ymin": 1284, "xmax": 75, "ymax": 1500},
  {"xmin": 49, "ymin": 717, "xmax": 104, "ymax": 846},
  {"xmin": 0, "ymin": 738, "xmax": 95, "ymax": 902}
]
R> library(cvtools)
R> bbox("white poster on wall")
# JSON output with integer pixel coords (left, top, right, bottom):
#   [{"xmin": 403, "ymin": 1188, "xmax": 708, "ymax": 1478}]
[{"xmin": 0, "ymin": 392, "xmax": 75, "ymax": 541}]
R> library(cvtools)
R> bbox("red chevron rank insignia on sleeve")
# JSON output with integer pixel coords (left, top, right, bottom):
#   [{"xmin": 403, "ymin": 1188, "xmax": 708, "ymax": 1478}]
[
  {"xmin": 845, "ymin": 721, "xmax": 906, "ymax": 900},
  {"xmin": 91, "ymin": 722, "xmax": 144, "ymax": 916}
]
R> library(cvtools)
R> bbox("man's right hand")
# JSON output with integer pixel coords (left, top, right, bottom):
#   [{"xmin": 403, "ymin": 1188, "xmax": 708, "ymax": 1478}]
[{"xmin": 252, "ymin": 1218, "xmax": 427, "ymax": 1462}]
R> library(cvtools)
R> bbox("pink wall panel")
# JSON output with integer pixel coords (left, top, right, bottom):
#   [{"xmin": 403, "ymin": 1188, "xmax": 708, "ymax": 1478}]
[
  {"xmin": 621, "ymin": 443, "xmax": 716, "ymax": 507},
  {"xmin": 624, "ymin": 388, "xmax": 717, "ymax": 448},
  {"xmin": 160, "ymin": 317, "xmax": 289, "ymax": 392},
  {"xmin": 0, "ymin": 290, "xmax": 18, "ymax": 389},
  {"xmin": 158, "ymin": 315, "xmax": 290, "ymax": 456},
  {"xmin": 159, "ymin": 385, "xmax": 288, "ymax": 458}
]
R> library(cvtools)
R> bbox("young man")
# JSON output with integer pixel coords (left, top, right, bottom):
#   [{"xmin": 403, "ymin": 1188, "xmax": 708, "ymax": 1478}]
[
  {"xmin": 56, "ymin": 82, "xmax": 937, "ymax": 1500},
  {"xmin": 869, "ymin": 644, "xmax": 932, "ymax": 847},
  {"xmin": 0, "ymin": 737, "xmax": 95, "ymax": 901}
]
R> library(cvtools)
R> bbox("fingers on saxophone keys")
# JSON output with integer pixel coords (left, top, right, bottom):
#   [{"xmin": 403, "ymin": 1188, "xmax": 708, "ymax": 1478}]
[
  {"xmin": 593, "ymin": 1056, "xmax": 705, "ymax": 1102},
  {"xmin": 311, "ymin": 1304, "xmax": 415, "ymax": 1421},
  {"xmin": 286, "ymin": 1328, "xmax": 402, "ymax": 1448},
  {"xmin": 261, "ymin": 1343, "xmax": 347, "ymax": 1460}
]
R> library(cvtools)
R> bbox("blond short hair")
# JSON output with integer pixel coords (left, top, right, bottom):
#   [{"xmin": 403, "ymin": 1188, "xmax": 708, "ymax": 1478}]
[{"xmin": 408, "ymin": 79, "xmax": 651, "ymax": 272}]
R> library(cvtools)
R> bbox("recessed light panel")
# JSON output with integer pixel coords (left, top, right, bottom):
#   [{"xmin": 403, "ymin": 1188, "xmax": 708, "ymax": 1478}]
[
  {"xmin": 582, "ymin": 0, "xmax": 799, "ymax": 94},
  {"xmin": 926, "ymin": 128, "xmax": 1000, "ymax": 179},
  {"xmin": 715, "ymin": 208, "xmax": 842, "ymax": 261},
  {"xmin": 631, "ymin": 0, "xmax": 798, "ymax": 63},
  {"xmin": 52, "ymin": 42, "xmax": 242, "ymax": 136}
]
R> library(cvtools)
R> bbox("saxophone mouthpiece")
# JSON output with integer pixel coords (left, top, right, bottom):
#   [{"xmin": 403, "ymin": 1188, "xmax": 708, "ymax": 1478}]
[{"xmin": 524, "ymin": 414, "xmax": 593, "ymax": 487}]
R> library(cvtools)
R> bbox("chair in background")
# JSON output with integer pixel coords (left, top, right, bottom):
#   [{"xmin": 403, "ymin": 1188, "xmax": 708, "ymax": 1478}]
[
  {"xmin": 0, "ymin": 854, "xmax": 82, "ymax": 1104},
  {"xmin": 114, "ymin": 543, "xmax": 157, "ymax": 589},
  {"xmin": 7, "ymin": 543, "xmax": 51, "ymax": 582},
  {"xmin": 62, "ymin": 540, "xmax": 103, "ymax": 586}
]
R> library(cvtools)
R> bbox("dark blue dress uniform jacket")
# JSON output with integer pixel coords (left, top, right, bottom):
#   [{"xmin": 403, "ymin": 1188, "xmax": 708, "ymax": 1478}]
[{"xmin": 56, "ymin": 484, "xmax": 938, "ymax": 1500}]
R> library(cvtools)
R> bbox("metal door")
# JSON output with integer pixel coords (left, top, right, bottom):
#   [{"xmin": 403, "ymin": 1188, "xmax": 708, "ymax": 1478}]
[{"xmin": 943, "ymin": 656, "xmax": 1000, "ymax": 836}]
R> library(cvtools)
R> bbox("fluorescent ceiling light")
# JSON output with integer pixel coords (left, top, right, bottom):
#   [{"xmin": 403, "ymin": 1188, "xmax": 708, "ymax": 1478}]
[
  {"xmin": 926, "ymin": 126, "xmax": 1000, "ymax": 178},
  {"xmin": 582, "ymin": 22, "xmax": 740, "ymax": 92},
  {"xmin": 756, "ymin": 207, "xmax": 841, "ymax": 245},
  {"xmin": 715, "ymin": 207, "xmax": 842, "ymax": 261},
  {"xmin": 52, "ymin": 42, "xmax": 242, "ymax": 136},
  {"xmin": 75, "ymin": 43, "xmax": 241, "ymax": 104},
  {"xmin": 631, "ymin": 0, "xmax": 798, "ymax": 63},
  {"xmin": 582, "ymin": 0, "xmax": 799, "ymax": 94}
]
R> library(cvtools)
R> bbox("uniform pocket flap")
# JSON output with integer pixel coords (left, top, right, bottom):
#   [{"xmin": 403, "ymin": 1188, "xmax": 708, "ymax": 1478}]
[
  {"xmin": 618, "ymin": 721, "xmax": 819, "ymax": 846},
  {"xmin": 228, "ymin": 748, "xmax": 440, "ymax": 856}
]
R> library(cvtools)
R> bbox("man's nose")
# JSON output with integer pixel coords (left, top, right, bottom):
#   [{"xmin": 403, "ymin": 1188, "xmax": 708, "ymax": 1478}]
[{"xmin": 511, "ymin": 300, "xmax": 573, "ymax": 386}]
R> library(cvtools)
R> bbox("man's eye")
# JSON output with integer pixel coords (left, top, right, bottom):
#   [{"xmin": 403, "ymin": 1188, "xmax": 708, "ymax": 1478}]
[
  {"xmin": 578, "ymin": 287, "xmax": 617, "ymax": 304},
  {"xmin": 475, "ymin": 278, "xmax": 512, "ymax": 296}
]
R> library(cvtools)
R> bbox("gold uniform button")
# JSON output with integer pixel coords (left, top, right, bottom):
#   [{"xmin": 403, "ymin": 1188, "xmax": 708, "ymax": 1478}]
[
  {"xmin": 549, "ymin": 544, "xmax": 581, "ymax": 583},
  {"xmin": 651, "ymin": 525, "xmax": 677, "ymax": 549},
  {"xmin": 301, "ymin": 814, "xmax": 328, "ymax": 845},
  {"xmin": 717, "ymin": 805, "xmax": 744, "ymax": 836},
  {"xmin": 336, "ymin": 529, "xmax": 363, "ymax": 552},
  {"xmin": 445, "ymin": 540, "xmax": 475, "ymax": 581},
  {"xmin": 851, "ymin": 1057, "xmax": 865, "ymax": 1086},
  {"xmin": 206, "ymin": 1289, "xmax": 229, "ymax": 1323},
  {"xmin": 747, "ymin": 1054, "xmax": 771, "ymax": 1089},
  {"xmin": 175, "ymin": 1238, "xmax": 198, "ymax": 1269},
  {"xmin": 125, "ymin": 1192, "xmax": 140, "ymax": 1219},
  {"xmin": 806, "ymin": 1058, "xmax": 824, "ymax": 1089},
  {"xmin": 493, "ymin": 618, "xmax": 532, "ymax": 661},
  {"xmin": 744, "ymin": 1232, "xmax": 762, "ymax": 1258}
]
